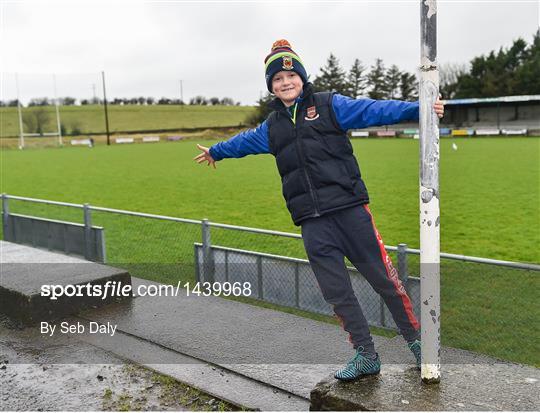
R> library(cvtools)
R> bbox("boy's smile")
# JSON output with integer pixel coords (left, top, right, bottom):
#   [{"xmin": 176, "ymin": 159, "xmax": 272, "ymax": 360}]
[{"xmin": 271, "ymin": 71, "xmax": 303, "ymax": 107}]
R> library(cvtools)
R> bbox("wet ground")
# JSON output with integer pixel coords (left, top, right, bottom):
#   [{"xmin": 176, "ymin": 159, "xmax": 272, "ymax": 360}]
[{"xmin": 0, "ymin": 316, "xmax": 239, "ymax": 411}]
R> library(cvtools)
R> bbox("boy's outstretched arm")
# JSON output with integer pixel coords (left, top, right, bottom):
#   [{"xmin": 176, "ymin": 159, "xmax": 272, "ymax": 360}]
[
  {"xmin": 332, "ymin": 94, "xmax": 444, "ymax": 131},
  {"xmin": 193, "ymin": 121, "xmax": 270, "ymax": 169}
]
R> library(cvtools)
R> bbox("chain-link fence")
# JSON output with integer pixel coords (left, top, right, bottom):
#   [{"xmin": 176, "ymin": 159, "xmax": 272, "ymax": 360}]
[{"xmin": 1, "ymin": 194, "xmax": 538, "ymax": 366}]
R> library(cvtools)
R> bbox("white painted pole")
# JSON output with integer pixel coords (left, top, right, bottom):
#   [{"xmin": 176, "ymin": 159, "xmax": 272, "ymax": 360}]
[
  {"xmin": 53, "ymin": 74, "xmax": 63, "ymax": 146},
  {"xmin": 15, "ymin": 73, "xmax": 24, "ymax": 150},
  {"xmin": 419, "ymin": 0, "xmax": 441, "ymax": 383}
]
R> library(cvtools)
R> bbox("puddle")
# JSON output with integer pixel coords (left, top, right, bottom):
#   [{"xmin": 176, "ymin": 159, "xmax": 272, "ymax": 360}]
[{"xmin": 0, "ymin": 316, "xmax": 239, "ymax": 411}]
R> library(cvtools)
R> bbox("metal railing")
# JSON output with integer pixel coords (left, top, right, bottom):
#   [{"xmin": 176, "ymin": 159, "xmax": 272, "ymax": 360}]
[
  {"xmin": 2, "ymin": 193, "xmax": 539, "ymax": 365},
  {"xmin": 3, "ymin": 193, "xmax": 538, "ymax": 272}
]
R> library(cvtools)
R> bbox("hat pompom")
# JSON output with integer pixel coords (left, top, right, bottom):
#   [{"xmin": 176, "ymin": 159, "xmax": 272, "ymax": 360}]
[{"xmin": 271, "ymin": 39, "xmax": 292, "ymax": 51}]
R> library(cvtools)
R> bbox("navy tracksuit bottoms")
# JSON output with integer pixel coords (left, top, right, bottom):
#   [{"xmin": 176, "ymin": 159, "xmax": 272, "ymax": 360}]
[{"xmin": 301, "ymin": 204, "xmax": 420, "ymax": 354}]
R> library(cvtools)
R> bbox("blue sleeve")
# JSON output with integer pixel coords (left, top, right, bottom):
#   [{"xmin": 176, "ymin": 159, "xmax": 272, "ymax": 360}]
[
  {"xmin": 209, "ymin": 120, "xmax": 270, "ymax": 161},
  {"xmin": 332, "ymin": 94, "xmax": 420, "ymax": 131}
]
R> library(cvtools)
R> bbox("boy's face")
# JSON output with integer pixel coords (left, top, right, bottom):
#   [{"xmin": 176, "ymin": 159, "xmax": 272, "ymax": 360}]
[{"xmin": 271, "ymin": 71, "xmax": 303, "ymax": 107}]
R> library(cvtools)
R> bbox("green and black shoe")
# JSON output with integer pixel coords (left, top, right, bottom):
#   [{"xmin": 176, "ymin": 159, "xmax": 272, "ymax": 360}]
[
  {"xmin": 408, "ymin": 339, "xmax": 421, "ymax": 369},
  {"xmin": 334, "ymin": 347, "xmax": 381, "ymax": 381}
]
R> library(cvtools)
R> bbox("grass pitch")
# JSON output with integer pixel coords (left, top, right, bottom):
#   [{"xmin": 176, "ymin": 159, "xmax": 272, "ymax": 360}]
[
  {"xmin": 2, "ymin": 137, "xmax": 537, "ymax": 262},
  {"xmin": 1, "ymin": 136, "xmax": 539, "ymax": 366}
]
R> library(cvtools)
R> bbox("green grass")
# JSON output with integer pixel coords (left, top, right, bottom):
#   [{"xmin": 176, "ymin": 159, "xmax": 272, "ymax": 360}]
[
  {"xmin": 2, "ymin": 137, "xmax": 537, "ymax": 262},
  {"xmin": 0, "ymin": 104, "xmax": 255, "ymax": 137},
  {"xmin": 1, "ymin": 137, "xmax": 539, "ymax": 366}
]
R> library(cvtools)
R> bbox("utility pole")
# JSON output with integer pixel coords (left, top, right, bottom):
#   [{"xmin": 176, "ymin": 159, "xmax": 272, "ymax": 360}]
[
  {"xmin": 102, "ymin": 71, "xmax": 111, "ymax": 146},
  {"xmin": 419, "ymin": 0, "xmax": 440, "ymax": 384}
]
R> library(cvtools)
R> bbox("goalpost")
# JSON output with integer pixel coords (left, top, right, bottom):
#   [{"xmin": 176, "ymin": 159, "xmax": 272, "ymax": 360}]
[
  {"xmin": 419, "ymin": 0, "xmax": 441, "ymax": 384},
  {"xmin": 15, "ymin": 73, "xmax": 63, "ymax": 150}
]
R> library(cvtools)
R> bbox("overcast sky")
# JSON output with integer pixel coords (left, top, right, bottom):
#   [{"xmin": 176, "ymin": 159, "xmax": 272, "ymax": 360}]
[{"xmin": 1, "ymin": 0, "xmax": 539, "ymax": 105}]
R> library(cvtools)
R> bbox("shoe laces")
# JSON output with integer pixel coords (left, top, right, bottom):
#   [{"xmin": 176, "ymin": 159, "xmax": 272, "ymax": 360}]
[{"xmin": 349, "ymin": 346, "xmax": 376, "ymax": 366}]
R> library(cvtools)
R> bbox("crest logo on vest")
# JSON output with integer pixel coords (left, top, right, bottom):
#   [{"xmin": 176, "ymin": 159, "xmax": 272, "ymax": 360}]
[{"xmin": 305, "ymin": 105, "xmax": 320, "ymax": 121}]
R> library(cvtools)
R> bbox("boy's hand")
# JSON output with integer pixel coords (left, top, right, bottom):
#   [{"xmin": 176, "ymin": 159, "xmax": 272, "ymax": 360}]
[
  {"xmin": 193, "ymin": 144, "xmax": 217, "ymax": 169},
  {"xmin": 433, "ymin": 97, "xmax": 445, "ymax": 118}
]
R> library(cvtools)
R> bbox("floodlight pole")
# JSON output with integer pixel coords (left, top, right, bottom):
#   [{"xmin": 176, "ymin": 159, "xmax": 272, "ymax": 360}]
[
  {"xmin": 102, "ymin": 71, "xmax": 111, "ymax": 146},
  {"xmin": 419, "ymin": 0, "xmax": 441, "ymax": 383}
]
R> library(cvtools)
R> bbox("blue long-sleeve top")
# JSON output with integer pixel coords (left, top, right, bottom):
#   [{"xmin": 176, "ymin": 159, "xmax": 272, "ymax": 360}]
[{"xmin": 209, "ymin": 94, "xmax": 419, "ymax": 161}]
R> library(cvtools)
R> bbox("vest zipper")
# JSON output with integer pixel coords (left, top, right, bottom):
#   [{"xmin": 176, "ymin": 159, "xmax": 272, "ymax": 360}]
[{"xmin": 289, "ymin": 104, "xmax": 321, "ymax": 218}]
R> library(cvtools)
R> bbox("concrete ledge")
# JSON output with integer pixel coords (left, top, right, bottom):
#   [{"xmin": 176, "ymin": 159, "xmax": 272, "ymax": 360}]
[
  {"xmin": 310, "ymin": 363, "xmax": 540, "ymax": 411},
  {"xmin": 0, "ymin": 241, "xmax": 131, "ymax": 324},
  {"xmin": 0, "ymin": 263, "xmax": 132, "ymax": 324}
]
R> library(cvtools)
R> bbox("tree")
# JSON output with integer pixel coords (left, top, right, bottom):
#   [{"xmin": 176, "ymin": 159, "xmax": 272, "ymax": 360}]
[
  {"xmin": 245, "ymin": 92, "xmax": 274, "ymax": 126},
  {"xmin": 22, "ymin": 107, "xmax": 51, "ymax": 135},
  {"xmin": 137, "ymin": 96, "xmax": 146, "ymax": 105},
  {"xmin": 28, "ymin": 97, "xmax": 50, "ymax": 106},
  {"xmin": 513, "ymin": 29, "xmax": 540, "ymax": 95},
  {"xmin": 385, "ymin": 65, "xmax": 401, "ymax": 99},
  {"xmin": 60, "ymin": 97, "xmax": 76, "ymax": 106},
  {"xmin": 190, "ymin": 96, "xmax": 208, "ymax": 105},
  {"xmin": 400, "ymin": 71, "xmax": 418, "ymax": 101},
  {"xmin": 313, "ymin": 53, "xmax": 348, "ymax": 94},
  {"xmin": 220, "ymin": 97, "xmax": 235, "ymax": 106},
  {"xmin": 346, "ymin": 59, "xmax": 367, "ymax": 98},
  {"xmin": 146, "ymin": 97, "xmax": 155, "ymax": 105},
  {"xmin": 367, "ymin": 58, "xmax": 387, "ymax": 99},
  {"xmin": 8, "ymin": 99, "xmax": 20, "ymax": 107},
  {"xmin": 209, "ymin": 97, "xmax": 220, "ymax": 106},
  {"xmin": 158, "ymin": 97, "xmax": 171, "ymax": 105},
  {"xmin": 439, "ymin": 63, "xmax": 467, "ymax": 99},
  {"xmin": 453, "ymin": 30, "xmax": 540, "ymax": 98}
]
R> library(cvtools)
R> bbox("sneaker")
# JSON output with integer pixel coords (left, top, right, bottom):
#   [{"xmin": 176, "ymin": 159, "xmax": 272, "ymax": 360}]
[
  {"xmin": 408, "ymin": 339, "xmax": 421, "ymax": 369},
  {"xmin": 334, "ymin": 347, "xmax": 381, "ymax": 381}
]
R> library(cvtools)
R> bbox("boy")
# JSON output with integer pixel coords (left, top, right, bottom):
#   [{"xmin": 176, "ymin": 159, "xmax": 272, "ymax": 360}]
[{"xmin": 194, "ymin": 40, "xmax": 444, "ymax": 381}]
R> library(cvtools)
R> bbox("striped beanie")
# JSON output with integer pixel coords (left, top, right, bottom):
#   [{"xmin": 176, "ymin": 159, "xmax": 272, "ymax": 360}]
[{"xmin": 264, "ymin": 39, "xmax": 308, "ymax": 93}]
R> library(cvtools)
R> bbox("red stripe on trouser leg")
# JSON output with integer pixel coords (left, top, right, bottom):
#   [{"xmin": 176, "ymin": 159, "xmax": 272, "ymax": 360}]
[
  {"xmin": 362, "ymin": 205, "xmax": 420, "ymax": 330},
  {"xmin": 333, "ymin": 307, "xmax": 353, "ymax": 344}
]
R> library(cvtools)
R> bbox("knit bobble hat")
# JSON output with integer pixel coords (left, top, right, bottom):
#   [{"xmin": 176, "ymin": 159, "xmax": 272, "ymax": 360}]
[{"xmin": 264, "ymin": 39, "xmax": 308, "ymax": 93}]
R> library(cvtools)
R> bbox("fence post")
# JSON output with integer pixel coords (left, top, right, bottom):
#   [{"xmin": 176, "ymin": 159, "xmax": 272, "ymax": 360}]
[
  {"xmin": 83, "ymin": 203, "xmax": 92, "ymax": 260},
  {"xmin": 294, "ymin": 262, "xmax": 300, "ymax": 308},
  {"xmin": 257, "ymin": 256, "xmax": 263, "ymax": 299},
  {"xmin": 398, "ymin": 243, "xmax": 409, "ymax": 292},
  {"xmin": 202, "ymin": 219, "xmax": 215, "ymax": 283},
  {"xmin": 2, "ymin": 194, "xmax": 9, "ymax": 240},
  {"xmin": 379, "ymin": 296, "xmax": 386, "ymax": 328}
]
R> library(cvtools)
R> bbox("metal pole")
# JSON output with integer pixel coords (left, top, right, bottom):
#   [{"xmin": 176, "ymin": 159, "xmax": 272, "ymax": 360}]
[
  {"xmin": 397, "ymin": 243, "xmax": 409, "ymax": 288},
  {"xmin": 180, "ymin": 79, "xmax": 184, "ymax": 108},
  {"xmin": 83, "ymin": 203, "xmax": 92, "ymax": 260},
  {"xmin": 202, "ymin": 218, "xmax": 214, "ymax": 283},
  {"xmin": 420, "ymin": 0, "xmax": 441, "ymax": 383},
  {"xmin": 2, "ymin": 194, "xmax": 10, "ymax": 240},
  {"xmin": 15, "ymin": 74, "xmax": 24, "ymax": 150},
  {"xmin": 53, "ymin": 74, "xmax": 63, "ymax": 146},
  {"xmin": 102, "ymin": 71, "xmax": 111, "ymax": 146}
]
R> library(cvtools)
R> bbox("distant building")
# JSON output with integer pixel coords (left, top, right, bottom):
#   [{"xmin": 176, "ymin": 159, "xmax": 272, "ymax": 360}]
[
  {"xmin": 443, "ymin": 95, "xmax": 540, "ymax": 130},
  {"xmin": 350, "ymin": 95, "xmax": 540, "ymax": 137}
]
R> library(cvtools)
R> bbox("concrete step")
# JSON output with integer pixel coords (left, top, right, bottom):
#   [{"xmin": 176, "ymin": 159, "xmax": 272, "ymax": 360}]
[
  {"xmin": 72, "ymin": 315, "xmax": 310, "ymax": 411},
  {"xmin": 0, "ymin": 241, "xmax": 131, "ymax": 324}
]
